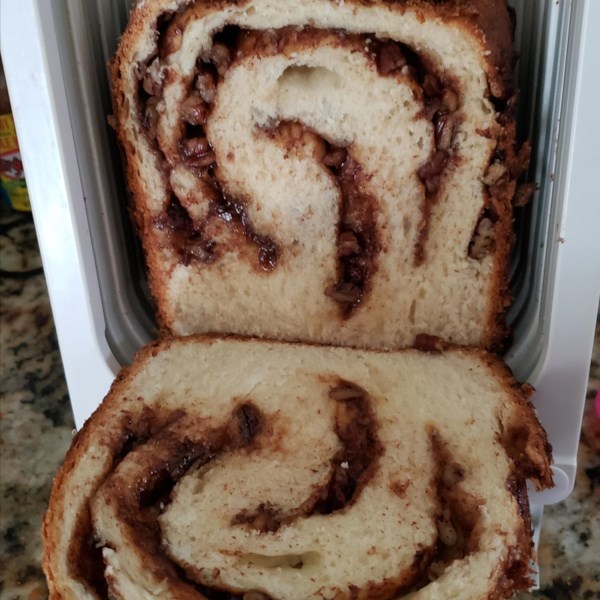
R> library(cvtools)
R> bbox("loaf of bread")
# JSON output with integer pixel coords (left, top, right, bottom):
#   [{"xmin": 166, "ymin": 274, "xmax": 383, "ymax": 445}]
[
  {"xmin": 110, "ymin": 0, "xmax": 529, "ymax": 351},
  {"xmin": 44, "ymin": 3, "xmax": 550, "ymax": 598},
  {"xmin": 43, "ymin": 336, "xmax": 552, "ymax": 600}
]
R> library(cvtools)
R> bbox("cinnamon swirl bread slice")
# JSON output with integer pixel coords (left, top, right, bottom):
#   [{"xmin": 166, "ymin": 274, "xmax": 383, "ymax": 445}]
[
  {"xmin": 43, "ymin": 337, "xmax": 552, "ymax": 600},
  {"xmin": 110, "ymin": 0, "xmax": 529, "ymax": 351}
]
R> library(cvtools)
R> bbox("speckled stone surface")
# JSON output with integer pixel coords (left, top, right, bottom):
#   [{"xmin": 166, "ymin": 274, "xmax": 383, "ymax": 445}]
[
  {"xmin": 0, "ymin": 211, "xmax": 598, "ymax": 599},
  {"xmin": 0, "ymin": 214, "xmax": 74, "ymax": 600}
]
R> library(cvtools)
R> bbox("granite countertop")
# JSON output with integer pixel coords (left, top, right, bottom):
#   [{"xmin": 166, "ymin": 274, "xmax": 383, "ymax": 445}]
[{"xmin": 0, "ymin": 211, "xmax": 598, "ymax": 600}]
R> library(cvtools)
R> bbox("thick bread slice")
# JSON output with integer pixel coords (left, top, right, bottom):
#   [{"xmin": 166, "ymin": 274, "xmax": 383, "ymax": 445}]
[
  {"xmin": 43, "ymin": 336, "xmax": 552, "ymax": 600},
  {"xmin": 110, "ymin": 0, "xmax": 528, "ymax": 350}
]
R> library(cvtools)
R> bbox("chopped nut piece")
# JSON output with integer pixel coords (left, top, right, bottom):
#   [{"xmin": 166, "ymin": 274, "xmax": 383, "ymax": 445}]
[
  {"xmin": 210, "ymin": 43, "xmax": 232, "ymax": 76},
  {"xmin": 376, "ymin": 41, "xmax": 407, "ymax": 75},
  {"xmin": 435, "ymin": 113, "xmax": 456, "ymax": 151},
  {"xmin": 195, "ymin": 70, "xmax": 217, "ymax": 104},
  {"xmin": 418, "ymin": 150, "xmax": 449, "ymax": 193},
  {"xmin": 323, "ymin": 148, "xmax": 348, "ymax": 170},
  {"xmin": 469, "ymin": 217, "xmax": 496, "ymax": 259},
  {"xmin": 181, "ymin": 91, "xmax": 209, "ymax": 125},
  {"xmin": 338, "ymin": 231, "xmax": 362, "ymax": 256}
]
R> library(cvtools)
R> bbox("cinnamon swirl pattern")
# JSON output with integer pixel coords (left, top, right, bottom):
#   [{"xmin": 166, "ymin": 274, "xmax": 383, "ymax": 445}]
[
  {"xmin": 43, "ymin": 337, "xmax": 552, "ymax": 600},
  {"xmin": 110, "ymin": 0, "xmax": 530, "ymax": 350}
]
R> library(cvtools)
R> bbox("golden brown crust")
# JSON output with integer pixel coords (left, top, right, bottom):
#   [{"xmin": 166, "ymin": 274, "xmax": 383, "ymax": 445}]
[
  {"xmin": 477, "ymin": 351, "xmax": 553, "ymax": 491},
  {"xmin": 446, "ymin": 0, "xmax": 515, "ymax": 98},
  {"xmin": 109, "ymin": 50, "xmax": 172, "ymax": 333},
  {"xmin": 330, "ymin": 0, "xmax": 515, "ymax": 98},
  {"xmin": 42, "ymin": 336, "xmax": 183, "ymax": 598},
  {"xmin": 478, "ymin": 98, "xmax": 532, "ymax": 351},
  {"xmin": 41, "ymin": 348, "xmax": 151, "ymax": 599}
]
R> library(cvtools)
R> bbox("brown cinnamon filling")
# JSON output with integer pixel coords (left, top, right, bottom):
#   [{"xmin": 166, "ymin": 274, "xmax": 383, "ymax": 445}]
[
  {"xmin": 156, "ymin": 194, "xmax": 278, "ymax": 270},
  {"xmin": 425, "ymin": 428, "xmax": 483, "ymax": 582},
  {"xmin": 139, "ymin": 26, "xmax": 280, "ymax": 273},
  {"xmin": 69, "ymin": 396, "xmax": 530, "ymax": 598},
  {"xmin": 402, "ymin": 427, "xmax": 490, "ymax": 596},
  {"xmin": 137, "ymin": 25, "xmax": 461, "ymax": 277},
  {"xmin": 365, "ymin": 38, "xmax": 461, "ymax": 265},
  {"xmin": 67, "ymin": 513, "xmax": 107, "ymax": 599},
  {"xmin": 70, "ymin": 381, "xmax": 382, "ymax": 598},
  {"xmin": 67, "ymin": 407, "xmax": 175, "ymax": 598},
  {"xmin": 500, "ymin": 419, "xmax": 552, "ymax": 486},
  {"xmin": 154, "ymin": 195, "xmax": 215, "ymax": 265},
  {"xmin": 232, "ymin": 379, "xmax": 382, "ymax": 532},
  {"xmin": 324, "ymin": 147, "xmax": 380, "ymax": 315},
  {"xmin": 320, "ymin": 380, "xmax": 384, "ymax": 509},
  {"xmin": 468, "ymin": 206, "xmax": 498, "ymax": 260},
  {"xmin": 413, "ymin": 333, "xmax": 447, "ymax": 353},
  {"xmin": 261, "ymin": 120, "xmax": 380, "ymax": 314},
  {"xmin": 197, "ymin": 588, "xmax": 273, "ymax": 600},
  {"xmin": 70, "ymin": 404, "xmax": 265, "ymax": 600}
]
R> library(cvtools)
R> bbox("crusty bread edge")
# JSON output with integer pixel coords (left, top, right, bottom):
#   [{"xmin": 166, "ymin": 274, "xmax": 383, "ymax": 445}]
[{"xmin": 41, "ymin": 340, "xmax": 159, "ymax": 599}]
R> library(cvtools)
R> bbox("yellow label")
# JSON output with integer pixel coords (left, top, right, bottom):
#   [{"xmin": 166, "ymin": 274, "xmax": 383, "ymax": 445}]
[
  {"xmin": 0, "ymin": 112, "xmax": 31, "ymax": 211},
  {"xmin": 0, "ymin": 113, "xmax": 19, "ymax": 152}
]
